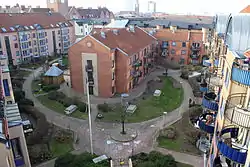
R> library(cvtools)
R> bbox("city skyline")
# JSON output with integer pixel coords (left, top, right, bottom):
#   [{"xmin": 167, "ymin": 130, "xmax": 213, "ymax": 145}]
[{"xmin": 1, "ymin": 0, "xmax": 249, "ymax": 15}]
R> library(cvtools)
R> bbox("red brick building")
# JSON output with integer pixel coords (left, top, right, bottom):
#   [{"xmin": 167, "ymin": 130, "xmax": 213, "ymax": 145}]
[
  {"xmin": 153, "ymin": 26, "xmax": 208, "ymax": 65},
  {"xmin": 69, "ymin": 26, "xmax": 157, "ymax": 97}
]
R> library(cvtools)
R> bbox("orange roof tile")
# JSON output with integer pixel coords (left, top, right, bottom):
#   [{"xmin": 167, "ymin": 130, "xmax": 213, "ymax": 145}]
[
  {"xmin": 0, "ymin": 13, "xmax": 72, "ymax": 33},
  {"xmin": 91, "ymin": 27, "xmax": 156, "ymax": 55},
  {"xmin": 240, "ymin": 5, "xmax": 250, "ymax": 13}
]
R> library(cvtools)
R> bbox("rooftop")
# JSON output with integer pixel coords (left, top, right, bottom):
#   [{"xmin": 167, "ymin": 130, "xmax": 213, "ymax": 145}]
[
  {"xmin": 44, "ymin": 65, "xmax": 64, "ymax": 77},
  {"xmin": 90, "ymin": 27, "xmax": 156, "ymax": 55},
  {"xmin": 0, "ymin": 13, "xmax": 72, "ymax": 33}
]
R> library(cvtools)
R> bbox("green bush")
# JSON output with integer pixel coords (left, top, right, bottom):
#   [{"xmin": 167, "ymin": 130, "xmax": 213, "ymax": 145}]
[
  {"xmin": 43, "ymin": 85, "xmax": 60, "ymax": 92},
  {"xmin": 78, "ymin": 102, "xmax": 87, "ymax": 113},
  {"xmin": 97, "ymin": 103, "xmax": 110, "ymax": 112},
  {"xmin": 18, "ymin": 98, "xmax": 34, "ymax": 106},
  {"xmin": 14, "ymin": 89, "xmax": 25, "ymax": 102},
  {"xmin": 48, "ymin": 91, "xmax": 66, "ymax": 100},
  {"xmin": 62, "ymin": 97, "xmax": 73, "ymax": 107}
]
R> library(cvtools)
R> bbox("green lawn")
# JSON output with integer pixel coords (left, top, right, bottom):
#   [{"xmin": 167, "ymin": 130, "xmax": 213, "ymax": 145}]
[
  {"xmin": 98, "ymin": 77, "xmax": 184, "ymax": 123},
  {"xmin": 157, "ymin": 113, "xmax": 201, "ymax": 155},
  {"xmin": 177, "ymin": 162, "xmax": 194, "ymax": 167},
  {"xmin": 50, "ymin": 139, "xmax": 73, "ymax": 157},
  {"xmin": 17, "ymin": 70, "xmax": 32, "ymax": 77},
  {"xmin": 37, "ymin": 94, "xmax": 88, "ymax": 119},
  {"xmin": 32, "ymin": 80, "xmax": 46, "ymax": 94},
  {"xmin": 20, "ymin": 63, "xmax": 42, "ymax": 69},
  {"xmin": 57, "ymin": 57, "xmax": 69, "ymax": 67}
]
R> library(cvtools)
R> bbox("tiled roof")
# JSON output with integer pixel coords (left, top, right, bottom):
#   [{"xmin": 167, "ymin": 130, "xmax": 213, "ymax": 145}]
[
  {"xmin": 153, "ymin": 30, "xmax": 189, "ymax": 41},
  {"xmin": 0, "ymin": 13, "xmax": 72, "ymax": 33},
  {"xmin": 240, "ymin": 5, "xmax": 250, "ymax": 13},
  {"xmin": 91, "ymin": 27, "xmax": 156, "ymax": 55}
]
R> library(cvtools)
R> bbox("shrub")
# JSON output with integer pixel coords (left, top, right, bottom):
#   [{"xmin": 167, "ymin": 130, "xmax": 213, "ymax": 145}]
[
  {"xmin": 18, "ymin": 105, "xmax": 49, "ymax": 145},
  {"xmin": 28, "ymin": 144, "xmax": 52, "ymax": 165},
  {"xmin": 97, "ymin": 103, "xmax": 110, "ymax": 112},
  {"xmin": 18, "ymin": 98, "xmax": 34, "ymax": 106},
  {"xmin": 13, "ymin": 89, "xmax": 25, "ymax": 102},
  {"xmin": 78, "ymin": 102, "xmax": 87, "ymax": 112},
  {"xmin": 43, "ymin": 85, "xmax": 60, "ymax": 92},
  {"xmin": 48, "ymin": 91, "xmax": 66, "ymax": 100},
  {"xmin": 11, "ymin": 79, "xmax": 23, "ymax": 89},
  {"xmin": 62, "ymin": 97, "xmax": 73, "ymax": 107}
]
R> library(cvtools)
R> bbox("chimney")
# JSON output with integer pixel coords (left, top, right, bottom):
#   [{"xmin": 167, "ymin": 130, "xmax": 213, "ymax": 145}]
[
  {"xmin": 129, "ymin": 25, "xmax": 135, "ymax": 32},
  {"xmin": 101, "ymin": 31, "xmax": 106, "ymax": 38},
  {"xmin": 21, "ymin": 5, "xmax": 25, "ymax": 10},
  {"xmin": 112, "ymin": 29, "xmax": 118, "ymax": 35}
]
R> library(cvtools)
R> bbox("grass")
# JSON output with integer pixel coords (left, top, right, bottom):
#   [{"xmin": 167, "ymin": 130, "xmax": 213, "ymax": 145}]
[
  {"xmin": 157, "ymin": 112, "xmax": 201, "ymax": 155},
  {"xmin": 37, "ymin": 94, "xmax": 88, "ymax": 119},
  {"xmin": 16, "ymin": 70, "xmax": 32, "ymax": 77},
  {"xmin": 98, "ymin": 77, "xmax": 184, "ymax": 123},
  {"xmin": 177, "ymin": 162, "xmax": 194, "ymax": 167},
  {"xmin": 20, "ymin": 63, "xmax": 42, "ymax": 69},
  {"xmin": 56, "ymin": 56, "xmax": 69, "ymax": 67},
  {"xmin": 50, "ymin": 138, "xmax": 73, "ymax": 157},
  {"xmin": 32, "ymin": 80, "xmax": 46, "ymax": 94}
]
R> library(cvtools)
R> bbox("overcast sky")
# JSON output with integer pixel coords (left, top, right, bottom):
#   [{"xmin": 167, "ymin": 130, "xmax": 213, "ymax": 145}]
[{"xmin": 1, "ymin": 0, "xmax": 249, "ymax": 14}]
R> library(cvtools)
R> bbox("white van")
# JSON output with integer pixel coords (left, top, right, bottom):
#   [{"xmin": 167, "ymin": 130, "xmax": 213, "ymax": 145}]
[{"xmin": 64, "ymin": 105, "xmax": 78, "ymax": 115}]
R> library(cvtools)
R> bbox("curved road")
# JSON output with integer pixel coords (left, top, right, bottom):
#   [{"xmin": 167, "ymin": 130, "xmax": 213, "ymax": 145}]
[{"xmin": 22, "ymin": 65, "xmax": 203, "ymax": 167}]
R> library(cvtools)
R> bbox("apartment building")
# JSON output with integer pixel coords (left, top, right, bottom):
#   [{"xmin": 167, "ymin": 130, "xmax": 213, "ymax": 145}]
[
  {"xmin": 199, "ymin": 13, "xmax": 250, "ymax": 167},
  {"xmin": 69, "ymin": 26, "xmax": 157, "ymax": 97},
  {"xmin": 0, "ymin": 55, "xmax": 31, "ymax": 167},
  {"xmin": 0, "ymin": 13, "xmax": 74, "ymax": 65},
  {"xmin": 127, "ymin": 16, "xmax": 214, "ymax": 65}
]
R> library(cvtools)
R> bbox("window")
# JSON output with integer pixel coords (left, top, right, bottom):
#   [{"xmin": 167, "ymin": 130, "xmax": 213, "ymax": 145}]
[
  {"xmin": 14, "ymin": 43, "xmax": 18, "ymax": 48},
  {"xmin": 181, "ymin": 50, "xmax": 186, "ymax": 55},
  {"xmin": 34, "ymin": 40, "xmax": 36, "ymax": 45},
  {"xmin": 0, "ymin": 51, "xmax": 3, "ymax": 55},
  {"xmin": 16, "ymin": 51, "xmax": 20, "ymax": 56},
  {"xmin": 3, "ymin": 79, "xmax": 10, "ymax": 96},
  {"xmin": 224, "ymin": 68, "xmax": 229, "ymax": 88},
  {"xmin": 46, "ymin": 39, "xmax": 48, "ymax": 43},
  {"xmin": 29, "ymin": 49, "xmax": 32, "ymax": 53},
  {"xmin": 12, "ymin": 35, "xmax": 17, "ymax": 41},
  {"xmin": 58, "ymin": 30, "xmax": 60, "ymax": 34},
  {"xmin": 171, "ymin": 49, "xmax": 175, "ymax": 55},
  {"xmin": 172, "ymin": 42, "xmax": 176, "ymax": 46},
  {"xmin": 182, "ymin": 42, "xmax": 186, "ymax": 47},
  {"xmin": 10, "ymin": 138, "xmax": 23, "ymax": 159},
  {"xmin": 112, "ymin": 71, "xmax": 115, "ymax": 80},
  {"xmin": 28, "ymin": 41, "xmax": 31, "ymax": 46},
  {"xmin": 112, "ymin": 86, "xmax": 115, "ymax": 94},
  {"xmin": 45, "ymin": 32, "xmax": 47, "ymax": 36},
  {"xmin": 33, "ymin": 33, "xmax": 36, "ymax": 38},
  {"xmin": 59, "ymin": 43, "xmax": 61, "ymax": 47},
  {"xmin": 87, "ymin": 60, "xmax": 92, "ymax": 66},
  {"xmin": 112, "ymin": 60, "xmax": 115, "ymax": 68},
  {"xmin": 34, "ymin": 48, "xmax": 37, "ymax": 52},
  {"xmin": 81, "ymin": 29, "xmax": 83, "ymax": 33}
]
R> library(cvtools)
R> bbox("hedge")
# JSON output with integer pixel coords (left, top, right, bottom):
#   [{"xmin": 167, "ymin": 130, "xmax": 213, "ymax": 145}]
[
  {"xmin": 18, "ymin": 98, "xmax": 34, "ymax": 106},
  {"xmin": 42, "ymin": 85, "xmax": 60, "ymax": 92}
]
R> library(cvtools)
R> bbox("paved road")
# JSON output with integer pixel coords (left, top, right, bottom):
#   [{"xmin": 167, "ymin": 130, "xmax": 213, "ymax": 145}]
[{"xmin": 22, "ymin": 65, "xmax": 202, "ymax": 167}]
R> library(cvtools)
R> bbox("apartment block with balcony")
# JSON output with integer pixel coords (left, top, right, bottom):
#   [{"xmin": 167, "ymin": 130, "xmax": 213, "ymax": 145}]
[
  {"xmin": 0, "ymin": 55, "xmax": 31, "ymax": 167},
  {"xmin": 207, "ymin": 13, "xmax": 250, "ymax": 167},
  {"xmin": 152, "ymin": 25, "xmax": 210, "ymax": 65},
  {"xmin": 0, "ymin": 13, "xmax": 74, "ymax": 65},
  {"xmin": 69, "ymin": 26, "xmax": 157, "ymax": 97}
]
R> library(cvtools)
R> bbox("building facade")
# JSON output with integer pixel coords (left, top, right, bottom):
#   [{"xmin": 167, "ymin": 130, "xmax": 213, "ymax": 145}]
[
  {"xmin": 69, "ymin": 26, "xmax": 157, "ymax": 97},
  {"xmin": 0, "ymin": 55, "xmax": 31, "ymax": 167},
  {"xmin": 200, "ymin": 12, "xmax": 250, "ymax": 167},
  {"xmin": 0, "ymin": 13, "xmax": 74, "ymax": 65}
]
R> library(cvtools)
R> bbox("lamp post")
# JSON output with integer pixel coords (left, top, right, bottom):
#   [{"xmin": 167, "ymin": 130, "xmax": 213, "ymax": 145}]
[
  {"xmin": 121, "ymin": 93, "xmax": 129, "ymax": 135},
  {"xmin": 86, "ymin": 80, "xmax": 93, "ymax": 154}
]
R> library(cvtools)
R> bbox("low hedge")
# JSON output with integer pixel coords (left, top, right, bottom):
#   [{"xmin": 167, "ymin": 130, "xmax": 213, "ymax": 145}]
[
  {"xmin": 18, "ymin": 98, "xmax": 34, "ymax": 106},
  {"xmin": 42, "ymin": 85, "xmax": 60, "ymax": 92},
  {"xmin": 48, "ymin": 91, "xmax": 87, "ymax": 112}
]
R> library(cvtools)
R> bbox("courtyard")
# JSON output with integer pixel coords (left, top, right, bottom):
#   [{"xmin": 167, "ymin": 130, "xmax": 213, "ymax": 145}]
[{"xmin": 97, "ymin": 76, "xmax": 184, "ymax": 123}]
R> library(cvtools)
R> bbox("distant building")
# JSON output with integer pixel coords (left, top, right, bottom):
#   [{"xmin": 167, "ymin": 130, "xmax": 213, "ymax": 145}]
[
  {"xmin": 0, "ymin": 13, "xmax": 74, "ymax": 65},
  {"xmin": 148, "ymin": 1, "xmax": 156, "ymax": 13},
  {"xmin": 69, "ymin": 26, "xmax": 157, "ymax": 97}
]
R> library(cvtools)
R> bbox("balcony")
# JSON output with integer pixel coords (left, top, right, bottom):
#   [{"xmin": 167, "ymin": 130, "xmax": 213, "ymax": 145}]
[
  {"xmin": 131, "ymin": 70, "xmax": 142, "ymax": 78},
  {"xmin": 200, "ymin": 81, "xmax": 208, "ymax": 93},
  {"xmin": 191, "ymin": 45, "xmax": 201, "ymax": 51},
  {"xmin": 202, "ymin": 92, "xmax": 219, "ymax": 111},
  {"xmin": 206, "ymin": 73, "xmax": 223, "ymax": 87},
  {"xmin": 217, "ymin": 127, "xmax": 247, "ymax": 165},
  {"xmin": 132, "ymin": 60, "xmax": 142, "ymax": 67},
  {"xmin": 231, "ymin": 65, "xmax": 250, "ymax": 86},
  {"xmin": 195, "ymin": 112, "xmax": 216, "ymax": 134},
  {"xmin": 85, "ymin": 65, "xmax": 93, "ymax": 72},
  {"xmin": 224, "ymin": 93, "xmax": 250, "ymax": 128},
  {"xmin": 88, "ymin": 78, "xmax": 94, "ymax": 85}
]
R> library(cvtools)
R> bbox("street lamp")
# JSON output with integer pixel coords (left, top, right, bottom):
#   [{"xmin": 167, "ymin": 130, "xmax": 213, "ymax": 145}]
[
  {"xmin": 121, "ymin": 93, "xmax": 129, "ymax": 135},
  {"xmin": 86, "ymin": 80, "xmax": 93, "ymax": 154}
]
